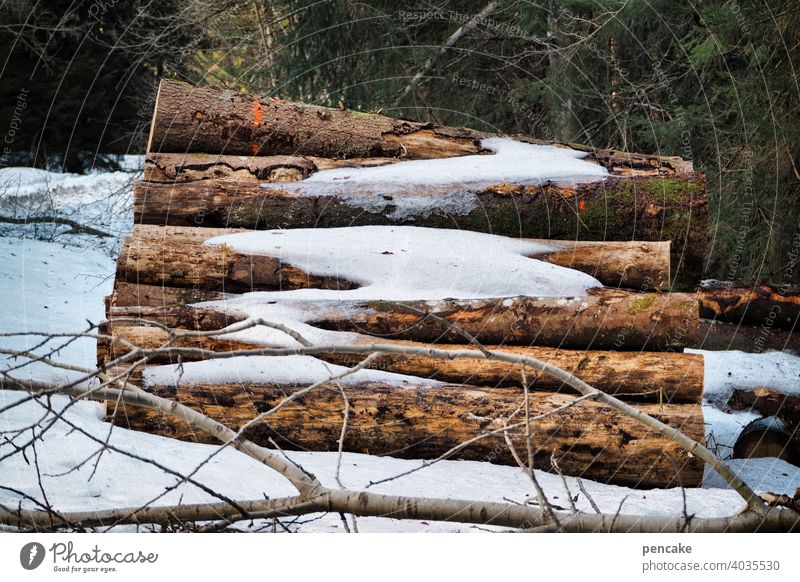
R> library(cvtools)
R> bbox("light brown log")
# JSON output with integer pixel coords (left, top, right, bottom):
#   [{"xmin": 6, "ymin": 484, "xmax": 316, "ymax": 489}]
[
  {"xmin": 98, "ymin": 323, "xmax": 703, "ymax": 403},
  {"xmin": 133, "ymin": 174, "xmax": 706, "ymax": 288},
  {"xmin": 111, "ymin": 378, "xmax": 705, "ymax": 488},
  {"xmin": 105, "ymin": 288, "xmax": 699, "ymax": 351},
  {"xmin": 148, "ymin": 80, "xmax": 694, "ymax": 174},
  {"xmin": 117, "ymin": 225, "xmax": 670, "ymax": 292},
  {"xmin": 301, "ymin": 289, "xmax": 698, "ymax": 351},
  {"xmin": 699, "ymin": 280, "xmax": 800, "ymax": 330}
]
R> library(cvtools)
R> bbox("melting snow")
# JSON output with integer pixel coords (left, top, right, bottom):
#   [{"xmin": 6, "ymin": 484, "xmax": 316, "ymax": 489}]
[
  {"xmin": 144, "ymin": 354, "xmax": 442, "ymax": 388},
  {"xmin": 205, "ymin": 225, "xmax": 601, "ymax": 300},
  {"xmin": 272, "ymin": 138, "xmax": 609, "ymax": 219}
]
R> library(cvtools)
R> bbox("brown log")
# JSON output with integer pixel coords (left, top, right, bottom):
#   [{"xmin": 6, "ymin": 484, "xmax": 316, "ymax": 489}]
[
  {"xmin": 104, "ymin": 288, "xmax": 698, "ymax": 351},
  {"xmin": 699, "ymin": 281, "xmax": 800, "ymax": 330},
  {"xmin": 143, "ymin": 152, "xmax": 402, "ymax": 182},
  {"xmin": 133, "ymin": 174, "xmax": 706, "ymax": 289},
  {"xmin": 732, "ymin": 417, "xmax": 800, "ymax": 465},
  {"xmin": 147, "ymin": 80, "xmax": 694, "ymax": 175},
  {"xmin": 111, "ymin": 377, "xmax": 705, "ymax": 488},
  {"xmin": 698, "ymin": 319, "xmax": 800, "ymax": 353},
  {"xmin": 303, "ymin": 290, "xmax": 698, "ymax": 351},
  {"xmin": 117, "ymin": 225, "xmax": 670, "ymax": 292},
  {"xmin": 98, "ymin": 323, "xmax": 703, "ymax": 403},
  {"xmin": 108, "ymin": 282, "xmax": 225, "ymax": 310},
  {"xmin": 729, "ymin": 388, "xmax": 800, "ymax": 426}
]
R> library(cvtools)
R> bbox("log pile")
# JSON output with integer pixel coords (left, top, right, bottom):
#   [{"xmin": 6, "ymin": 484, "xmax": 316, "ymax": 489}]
[{"xmin": 100, "ymin": 79, "xmax": 725, "ymax": 489}]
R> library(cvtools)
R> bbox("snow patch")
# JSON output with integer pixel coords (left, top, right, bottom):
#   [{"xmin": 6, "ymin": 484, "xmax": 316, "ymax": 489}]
[
  {"xmin": 689, "ymin": 349, "xmax": 800, "ymax": 405},
  {"xmin": 272, "ymin": 138, "xmax": 608, "ymax": 219},
  {"xmin": 205, "ymin": 225, "xmax": 600, "ymax": 300},
  {"xmin": 144, "ymin": 355, "xmax": 442, "ymax": 388}
]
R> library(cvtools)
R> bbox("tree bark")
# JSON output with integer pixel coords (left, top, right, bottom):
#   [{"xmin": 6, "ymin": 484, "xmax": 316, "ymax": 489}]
[
  {"xmin": 98, "ymin": 322, "xmax": 703, "ymax": 403},
  {"xmin": 105, "ymin": 288, "xmax": 699, "ymax": 351},
  {"xmin": 112, "ymin": 378, "xmax": 705, "ymax": 488},
  {"xmin": 143, "ymin": 152, "xmax": 398, "ymax": 182},
  {"xmin": 134, "ymin": 174, "xmax": 706, "ymax": 287},
  {"xmin": 699, "ymin": 280, "xmax": 800, "ymax": 330},
  {"xmin": 117, "ymin": 225, "xmax": 670, "ymax": 292},
  {"xmin": 300, "ymin": 289, "xmax": 698, "ymax": 350},
  {"xmin": 147, "ymin": 80, "xmax": 695, "ymax": 175}
]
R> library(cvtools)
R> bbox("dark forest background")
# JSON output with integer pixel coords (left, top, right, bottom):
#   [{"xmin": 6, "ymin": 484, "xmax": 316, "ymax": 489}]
[{"xmin": 1, "ymin": 0, "xmax": 798, "ymax": 283}]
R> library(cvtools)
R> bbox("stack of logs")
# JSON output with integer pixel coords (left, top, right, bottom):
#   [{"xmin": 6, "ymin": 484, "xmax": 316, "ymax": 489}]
[{"xmin": 98, "ymin": 79, "xmax": 799, "ymax": 489}]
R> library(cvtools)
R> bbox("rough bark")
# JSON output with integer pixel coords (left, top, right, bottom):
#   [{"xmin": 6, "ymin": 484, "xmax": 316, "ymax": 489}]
[
  {"xmin": 112, "ymin": 379, "xmax": 705, "ymax": 488},
  {"xmin": 301, "ymin": 289, "xmax": 698, "ymax": 351},
  {"xmin": 98, "ymin": 323, "xmax": 703, "ymax": 403},
  {"xmin": 143, "ymin": 152, "xmax": 398, "ymax": 182},
  {"xmin": 147, "ymin": 80, "xmax": 695, "ymax": 176},
  {"xmin": 117, "ymin": 225, "xmax": 670, "ymax": 292},
  {"xmin": 133, "ymin": 174, "xmax": 706, "ymax": 287},
  {"xmin": 148, "ymin": 80, "xmax": 482, "ymax": 160},
  {"xmin": 105, "ymin": 288, "xmax": 699, "ymax": 351},
  {"xmin": 698, "ymin": 280, "xmax": 800, "ymax": 330}
]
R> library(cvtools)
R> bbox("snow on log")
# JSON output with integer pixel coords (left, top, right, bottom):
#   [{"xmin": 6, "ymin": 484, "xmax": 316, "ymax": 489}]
[
  {"xmin": 141, "ymin": 81, "xmax": 707, "ymax": 288},
  {"xmin": 104, "ymin": 287, "xmax": 698, "ymax": 351},
  {"xmin": 98, "ymin": 322, "xmax": 703, "ymax": 403},
  {"xmin": 699, "ymin": 280, "xmax": 800, "ymax": 330},
  {"xmin": 147, "ymin": 80, "xmax": 694, "ymax": 173},
  {"xmin": 117, "ymin": 225, "xmax": 670, "ymax": 292},
  {"xmin": 133, "ymin": 174, "xmax": 706, "ymax": 288},
  {"xmin": 108, "ymin": 356, "xmax": 705, "ymax": 488}
]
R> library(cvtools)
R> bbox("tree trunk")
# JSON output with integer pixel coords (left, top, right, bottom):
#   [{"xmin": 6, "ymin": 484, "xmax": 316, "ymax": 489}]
[
  {"xmin": 98, "ymin": 321, "xmax": 703, "ymax": 403},
  {"xmin": 134, "ymin": 174, "xmax": 706, "ymax": 288},
  {"xmin": 699, "ymin": 280, "xmax": 800, "ymax": 330},
  {"xmin": 118, "ymin": 225, "xmax": 670, "ymax": 292},
  {"xmin": 147, "ymin": 80, "xmax": 695, "ymax": 175},
  {"xmin": 104, "ymin": 287, "xmax": 698, "ymax": 351},
  {"xmin": 729, "ymin": 388, "xmax": 800, "ymax": 427},
  {"xmin": 301, "ymin": 290, "xmax": 698, "ymax": 350},
  {"xmin": 111, "ymin": 378, "xmax": 705, "ymax": 488}
]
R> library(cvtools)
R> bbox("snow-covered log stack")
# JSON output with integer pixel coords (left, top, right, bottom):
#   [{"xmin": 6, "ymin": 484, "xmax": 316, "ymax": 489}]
[{"xmin": 100, "ymin": 79, "xmax": 715, "ymax": 488}]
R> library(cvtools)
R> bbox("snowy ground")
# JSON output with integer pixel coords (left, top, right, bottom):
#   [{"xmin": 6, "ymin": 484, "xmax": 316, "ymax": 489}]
[{"xmin": 1, "ymin": 162, "xmax": 799, "ymax": 532}]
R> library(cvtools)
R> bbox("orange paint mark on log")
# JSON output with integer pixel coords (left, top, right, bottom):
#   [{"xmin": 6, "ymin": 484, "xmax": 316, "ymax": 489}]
[
  {"xmin": 252, "ymin": 102, "xmax": 263, "ymax": 155},
  {"xmin": 579, "ymin": 198, "xmax": 586, "ymax": 211}
]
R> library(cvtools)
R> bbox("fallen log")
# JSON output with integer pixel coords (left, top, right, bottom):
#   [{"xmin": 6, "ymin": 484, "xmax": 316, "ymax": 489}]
[
  {"xmin": 699, "ymin": 281, "xmax": 800, "ymax": 330},
  {"xmin": 732, "ymin": 417, "xmax": 800, "ymax": 465},
  {"xmin": 133, "ymin": 174, "xmax": 706, "ymax": 288},
  {"xmin": 729, "ymin": 388, "xmax": 800, "ymax": 425},
  {"xmin": 302, "ymin": 290, "xmax": 698, "ymax": 351},
  {"xmin": 112, "ymin": 375, "xmax": 705, "ymax": 488},
  {"xmin": 105, "ymin": 288, "xmax": 699, "ymax": 351},
  {"xmin": 117, "ymin": 225, "xmax": 670, "ymax": 292},
  {"xmin": 143, "ymin": 152, "xmax": 401, "ymax": 182},
  {"xmin": 98, "ymin": 323, "xmax": 703, "ymax": 403},
  {"xmin": 147, "ymin": 80, "xmax": 694, "ymax": 174}
]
